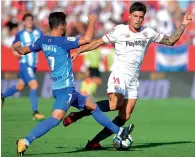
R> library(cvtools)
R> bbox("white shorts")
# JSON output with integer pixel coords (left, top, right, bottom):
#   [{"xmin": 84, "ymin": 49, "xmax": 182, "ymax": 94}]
[{"xmin": 107, "ymin": 70, "xmax": 139, "ymax": 99}]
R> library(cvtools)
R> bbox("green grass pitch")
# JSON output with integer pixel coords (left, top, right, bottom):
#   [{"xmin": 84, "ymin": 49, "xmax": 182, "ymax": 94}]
[{"xmin": 2, "ymin": 98, "xmax": 195, "ymax": 157}]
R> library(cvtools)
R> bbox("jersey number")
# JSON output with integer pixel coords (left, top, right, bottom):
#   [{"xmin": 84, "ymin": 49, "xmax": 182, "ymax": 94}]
[{"xmin": 48, "ymin": 56, "xmax": 55, "ymax": 71}]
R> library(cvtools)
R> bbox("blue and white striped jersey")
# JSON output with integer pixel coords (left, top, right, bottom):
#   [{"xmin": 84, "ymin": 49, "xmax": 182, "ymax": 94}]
[{"xmin": 13, "ymin": 28, "xmax": 43, "ymax": 67}]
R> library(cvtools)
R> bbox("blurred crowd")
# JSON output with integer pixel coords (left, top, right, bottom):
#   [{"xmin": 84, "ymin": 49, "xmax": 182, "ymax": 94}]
[
  {"xmin": 2, "ymin": 0, "xmax": 195, "ymax": 48},
  {"xmin": 1, "ymin": 0, "xmax": 195, "ymax": 97}
]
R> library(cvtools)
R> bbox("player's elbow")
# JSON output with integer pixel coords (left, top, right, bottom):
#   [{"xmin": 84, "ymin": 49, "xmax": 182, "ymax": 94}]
[
  {"xmin": 169, "ymin": 42, "xmax": 175, "ymax": 46},
  {"xmin": 167, "ymin": 39, "xmax": 176, "ymax": 46},
  {"xmin": 83, "ymin": 36, "xmax": 92, "ymax": 44}
]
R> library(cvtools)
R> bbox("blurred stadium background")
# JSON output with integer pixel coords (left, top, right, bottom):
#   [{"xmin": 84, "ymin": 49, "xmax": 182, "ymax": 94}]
[
  {"xmin": 1, "ymin": 0, "xmax": 195, "ymax": 99},
  {"xmin": 1, "ymin": 1, "xmax": 195, "ymax": 157}
]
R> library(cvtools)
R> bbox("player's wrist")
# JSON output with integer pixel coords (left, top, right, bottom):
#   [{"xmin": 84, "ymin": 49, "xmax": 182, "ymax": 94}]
[
  {"xmin": 181, "ymin": 23, "xmax": 187, "ymax": 26},
  {"xmin": 88, "ymin": 21, "xmax": 96, "ymax": 24}
]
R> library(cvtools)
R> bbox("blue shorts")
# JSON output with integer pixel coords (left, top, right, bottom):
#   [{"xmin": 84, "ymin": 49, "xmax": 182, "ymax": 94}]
[
  {"xmin": 52, "ymin": 87, "xmax": 86, "ymax": 112},
  {"xmin": 19, "ymin": 63, "xmax": 36, "ymax": 85}
]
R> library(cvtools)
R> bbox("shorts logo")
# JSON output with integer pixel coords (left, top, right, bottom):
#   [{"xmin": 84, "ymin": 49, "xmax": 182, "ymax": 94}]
[
  {"xmin": 114, "ymin": 85, "xmax": 124, "ymax": 93},
  {"xmin": 114, "ymin": 85, "xmax": 121, "ymax": 91}
]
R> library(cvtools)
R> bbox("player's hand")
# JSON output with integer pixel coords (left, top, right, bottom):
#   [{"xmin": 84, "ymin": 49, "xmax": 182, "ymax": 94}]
[
  {"xmin": 88, "ymin": 14, "xmax": 97, "ymax": 23},
  {"xmin": 182, "ymin": 12, "xmax": 192, "ymax": 25},
  {"xmin": 13, "ymin": 41, "xmax": 21, "ymax": 49},
  {"xmin": 71, "ymin": 52, "xmax": 79, "ymax": 61}
]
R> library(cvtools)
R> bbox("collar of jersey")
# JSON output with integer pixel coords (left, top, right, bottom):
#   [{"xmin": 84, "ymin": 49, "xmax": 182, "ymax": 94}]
[{"xmin": 128, "ymin": 25, "xmax": 145, "ymax": 33}]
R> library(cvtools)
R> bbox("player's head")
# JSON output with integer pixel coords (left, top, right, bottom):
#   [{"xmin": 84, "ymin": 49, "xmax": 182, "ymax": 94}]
[
  {"xmin": 23, "ymin": 13, "xmax": 34, "ymax": 29},
  {"xmin": 129, "ymin": 2, "xmax": 146, "ymax": 30},
  {"xmin": 49, "ymin": 12, "xmax": 67, "ymax": 36}
]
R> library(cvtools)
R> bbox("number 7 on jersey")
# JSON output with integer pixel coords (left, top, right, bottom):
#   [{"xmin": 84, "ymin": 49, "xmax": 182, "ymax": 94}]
[{"xmin": 48, "ymin": 56, "xmax": 55, "ymax": 71}]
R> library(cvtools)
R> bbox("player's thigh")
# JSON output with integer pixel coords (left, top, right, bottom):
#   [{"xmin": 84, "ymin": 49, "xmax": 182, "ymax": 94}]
[
  {"xmin": 70, "ymin": 89, "xmax": 87, "ymax": 110},
  {"xmin": 108, "ymin": 93, "xmax": 125, "ymax": 110},
  {"xmin": 119, "ymin": 78, "xmax": 138, "ymax": 120},
  {"xmin": 16, "ymin": 79, "xmax": 25, "ymax": 91},
  {"xmin": 124, "ymin": 76, "xmax": 139, "ymax": 100},
  {"xmin": 52, "ymin": 87, "xmax": 74, "ymax": 114},
  {"xmin": 118, "ymin": 98, "xmax": 137, "ymax": 121},
  {"xmin": 107, "ymin": 70, "xmax": 126, "ymax": 110},
  {"xmin": 20, "ymin": 64, "xmax": 37, "ymax": 86}
]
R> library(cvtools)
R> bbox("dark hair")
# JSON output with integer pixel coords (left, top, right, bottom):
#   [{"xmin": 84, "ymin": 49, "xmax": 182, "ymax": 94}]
[
  {"xmin": 49, "ymin": 12, "xmax": 66, "ymax": 30},
  {"xmin": 6, "ymin": 21, "xmax": 18, "ymax": 31},
  {"xmin": 130, "ymin": 2, "xmax": 147, "ymax": 15},
  {"xmin": 22, "ymin": 13, "xmax": 34, "ymax": 21}
]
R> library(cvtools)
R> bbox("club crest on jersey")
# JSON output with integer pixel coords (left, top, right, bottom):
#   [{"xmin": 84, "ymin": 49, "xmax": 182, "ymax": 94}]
[
  {"xmin": 121, "ymin": 34, "xmax": 130, "ymax": 38},
  {"xmin": 143, "ymin": 32, "xmax": 148, "ymax": 38}
]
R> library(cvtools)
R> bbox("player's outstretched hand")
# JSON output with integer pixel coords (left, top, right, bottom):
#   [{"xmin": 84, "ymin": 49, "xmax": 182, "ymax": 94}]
[
  {"xmin": 182, "ymin": 12, "xmax": 192, "ymax": 25},
  {"xmin": 88, "ymin": 14, "xmax": 97, "ymax": 23}
]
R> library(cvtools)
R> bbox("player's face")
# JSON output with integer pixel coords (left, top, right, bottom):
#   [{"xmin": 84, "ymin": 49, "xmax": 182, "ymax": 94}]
[
  {"xmin": 129, "ymin": 11, "xmax": 145, "ymax": 29},
  {"xmin": 24, "ymin": 16, "xmax": 34, "ymax": 29}
]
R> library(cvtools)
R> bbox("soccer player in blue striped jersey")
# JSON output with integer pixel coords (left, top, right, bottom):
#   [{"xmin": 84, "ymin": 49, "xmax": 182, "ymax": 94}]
[
  {"xmin": 13, "ymin": 12, "xmax": 133, "ymax": 156},
  {"xmin": 1, "ymin": 13, "xmax": 45, "ymax": 120}
]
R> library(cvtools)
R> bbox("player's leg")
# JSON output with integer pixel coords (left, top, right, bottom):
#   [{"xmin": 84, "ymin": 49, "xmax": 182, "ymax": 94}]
[
  {"xmin": 1, "ymin": 78, "xmax": 25, "ymax": 106},
  {"xmin": 23, "ymin": 65, "xmax": 44, "ymax": 120},
  {"xmin": 28, "ymin": 79, "xmax": 45, "ymax": 120},
  {"xmin": 85, "ymin": 93, "xmax": 128, "ymax": 149},
  {"xmin": 118, "ymin": 99, "xmax": 136, "ymax": 122},
  {"xmin": 85, "ymin": 98, "xmax": 136, "ymax": 150},
  {"xmin": 63, "ymin": 99, "xmax": 110, "ymax": 126},
  {"xmin": 85, "ymin": 76, "xmax": 138, "ymax": 149},
  {"xmin": 63, "ymin": 93, "xmax": 124, "ymax": 126},
  {"xmin": 69, "ymin": 89, "xmax": 132, "ymax": 140},
  {"xmin": 63, "ymin": 70, "xmax": 125, "ymax": 126},
  {"xmin": 16, "ymin": 88, "xmax": 72, "ymax": 156}
]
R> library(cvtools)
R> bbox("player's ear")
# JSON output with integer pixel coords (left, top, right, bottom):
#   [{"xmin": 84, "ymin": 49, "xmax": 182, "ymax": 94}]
[
  {"xmin": 128, "ymin": 14, "xmax": 132, "ymax": 20},
  {"xmin": 59, "ymin": 24, "xmax": 63, "ymax": 30}
]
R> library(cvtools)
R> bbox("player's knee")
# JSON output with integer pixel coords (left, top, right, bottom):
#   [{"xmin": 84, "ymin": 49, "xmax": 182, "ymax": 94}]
[
  {"xmin": 85, "ymin": 98, "xmax": 97, "ymax": 111},
  {"xmin": 16, "ymin": 84, "xmax": 24, "ymax": 91},
  {"xmin": 29, "ymin": 80, "xmax": 38, "ymax": 89},
  {"xmin": 52, "ymin": 109, "xmax": 65, "ymax": 121}
]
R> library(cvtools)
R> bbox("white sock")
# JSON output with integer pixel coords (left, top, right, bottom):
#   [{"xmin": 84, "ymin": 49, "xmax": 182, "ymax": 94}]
[
  {"xmin": 117, "ymin": 127, "xmax": 124, "ymax": 136},
  {"xmin": 24, "ymin": 138, "xmax": 30, "ymax": 146}
]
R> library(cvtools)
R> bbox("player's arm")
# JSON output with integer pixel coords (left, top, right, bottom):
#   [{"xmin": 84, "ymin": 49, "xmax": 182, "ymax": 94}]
[
  {"xmin": 13, "ymin": 41, "xmax": 31, "ymax": 55},
  {"xmin": 11, "ymin": 33, "xmax": 22, "ymax": 58},
  {"xmin": 159, "ymin": 12, "xmax": 192, "ymax": 46},
  {"xmin": 72, "ymin": 38, "xmax": 106, "ymax": 60},
  {"xmin": 78, "ymin": 38, "xmax": 105, "ymax": 54},
  {"xmin": 72, "ymin": 25, "xmax": 119, "ymax": 60},
  {"xmin": 13, "ymin": 37, "xmax": 42, "ymax": 55},
  {"xmin": 78, "ymin": 14, "xmax": 97, "ymax": 46},
  {"xmin": 11, "ymin": 48, "xmax": 22, "ymax": 58}
]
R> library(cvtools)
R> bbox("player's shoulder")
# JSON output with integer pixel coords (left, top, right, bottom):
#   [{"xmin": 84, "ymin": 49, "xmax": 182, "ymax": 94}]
[
  {"xmin": 16, "ymin": 29, "xmax": 26, "ymax": 36},
  {"xmin": 143, "ymin": 26, "xmax": 157, "ymax": 34},
  {"xmin": 34, "ymin": 35, "xmax": 48, "ymax": 44},
  {"xmin": 114, "ymin": 24, "xmax": 128, "ymax": 31},
  {"xmin": 33, "ymin": 28, "xmax": 43, "ymax": 34}
]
